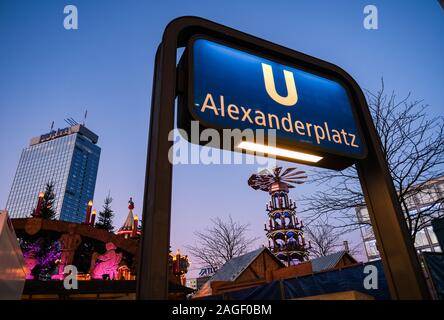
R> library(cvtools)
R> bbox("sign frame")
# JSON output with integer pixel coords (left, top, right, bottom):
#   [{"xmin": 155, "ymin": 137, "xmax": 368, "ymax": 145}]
[
  {"xmin": 137, "ymin": 16, "xmax": 430, "ymax": 300},
  {"xmin": 178, "ymin": 34, "xmax": 368, "ymax": 170}
]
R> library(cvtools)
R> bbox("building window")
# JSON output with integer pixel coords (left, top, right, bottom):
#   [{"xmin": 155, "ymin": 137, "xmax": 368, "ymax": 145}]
[
  {"xmin": 357, "ymin": 207, "xmax": 370, "ymax": 223},
  {"xmin": 415, "ymin": 229, "xmax": 429, "ymax": 248},
  {"xmin": 416, "ymin": 190, "xmax": 436, "ymax": 206},
  {"xmin": 426, "ymin": 227, "xmax": 438, "ymax": 245},
  {"xmin": 361, "ymin": 225, "xmax": 374, "ymax": 241},
  {"xmin": 365, "ymin": 239, "xmax": 379, "ymax": 257}
]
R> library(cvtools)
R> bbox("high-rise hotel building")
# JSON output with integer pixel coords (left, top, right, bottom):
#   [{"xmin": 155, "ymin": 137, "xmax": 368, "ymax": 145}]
[{"xmin": 6, "ymin": 124, "xmax": 101, "ymax": 223}]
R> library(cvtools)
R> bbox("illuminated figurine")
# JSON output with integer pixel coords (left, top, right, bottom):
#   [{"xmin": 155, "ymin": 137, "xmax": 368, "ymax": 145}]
[
  {"xmin": 169, "ymin": 249, "xmax": 190, "ymax": 286},
  {"xmin": 52, "ymin": 224, "xmax": 82, "ymax": 279},
  {"xmin": 90, "ymin": 242, "xmax": 122, "ymax": 280},
  {"xmin": 23, "ymin": 252, "xmax": 38, "ymax": 280}
]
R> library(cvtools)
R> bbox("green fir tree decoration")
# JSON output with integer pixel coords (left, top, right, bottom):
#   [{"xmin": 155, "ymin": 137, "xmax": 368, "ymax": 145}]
[
  {"xmin": 95, "ymin": 194, "xmax": 114, "ymax": 232},
  {"xmin": 34, "ymin": 182, "xmax": 56, "ymax": 220}
]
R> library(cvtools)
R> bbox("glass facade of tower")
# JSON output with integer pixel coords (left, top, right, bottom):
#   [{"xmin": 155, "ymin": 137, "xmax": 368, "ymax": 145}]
[{"xmin": 6, "ymin": 125, "xmax": 101, "ymax": 223}]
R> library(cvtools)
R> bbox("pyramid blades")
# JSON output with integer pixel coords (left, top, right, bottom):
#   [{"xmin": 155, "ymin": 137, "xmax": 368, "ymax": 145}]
[{"xmin": 248, "ymin": 166, "xmax": 307, "ymax": 191}]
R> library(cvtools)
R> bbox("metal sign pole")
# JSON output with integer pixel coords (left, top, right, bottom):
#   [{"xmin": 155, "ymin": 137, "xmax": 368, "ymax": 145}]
[
  {"xmin": 136, "ymin": 43, "xmax": 175, "ymax": 299},
  {"xmin": 356, "ymin": 126, "xmax": 430, "ymax": 299},
  {"xmin": 350, "ymin": 74, "xmax": 430, "ymax": 299}
]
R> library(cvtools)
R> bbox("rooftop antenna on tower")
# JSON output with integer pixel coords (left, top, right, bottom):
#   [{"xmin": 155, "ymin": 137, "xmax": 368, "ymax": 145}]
[
  {"xmin": 50, "ymin": 121, "xmax": 54, "ymax": 132},
  {"xmin": 83, "ymin": 109, "xmax": 88, "ymax": 126},
  {"xmin": 69, "ymin": 117, "xmax": 78, "ymax": 125},
  {"xmin": 64, "ymin": 118, "xmax": 77, "ymax": 126}
]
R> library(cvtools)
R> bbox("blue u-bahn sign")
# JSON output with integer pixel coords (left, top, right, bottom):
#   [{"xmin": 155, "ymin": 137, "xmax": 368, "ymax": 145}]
[{"xmin": 178, "ymin": 36, "xmax": 367, "ymax": 169}]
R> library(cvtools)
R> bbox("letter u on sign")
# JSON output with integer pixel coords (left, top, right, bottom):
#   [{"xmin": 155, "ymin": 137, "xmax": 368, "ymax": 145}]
[{"xmin": 262, "ymin": 63, "xmax": 298, "ymax": 106}]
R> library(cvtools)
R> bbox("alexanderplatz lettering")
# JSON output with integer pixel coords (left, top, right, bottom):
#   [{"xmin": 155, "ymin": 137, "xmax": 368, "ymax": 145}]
[
  {"xmin": 178, "ymin": 37, "xmax": 367, "ymax": 170},
  {"xmin": 138, "ymin": 17, "xmax": 430, "ymax": 300},
  {"xmin": 200, "ymin": 94, "xmax": 359, "ymax": 148}
]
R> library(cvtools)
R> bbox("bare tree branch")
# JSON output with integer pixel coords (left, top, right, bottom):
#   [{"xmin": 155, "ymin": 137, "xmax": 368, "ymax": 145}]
[
  {"xmin": 305, "ymin": 219, "xmax": 362, "ymax": 258},
  {"xmin": 301, "ymin": 79, "xmax": 444, "ymax": 241},
  {"xmin": 186, "ymin": 215, "xmax": 259, "ymax": 270}
]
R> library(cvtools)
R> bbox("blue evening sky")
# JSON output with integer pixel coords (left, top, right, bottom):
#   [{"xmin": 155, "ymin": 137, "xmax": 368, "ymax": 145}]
[{"xmin": 1, "ymin": 1, "xmax": 443, "ymax": 275}]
